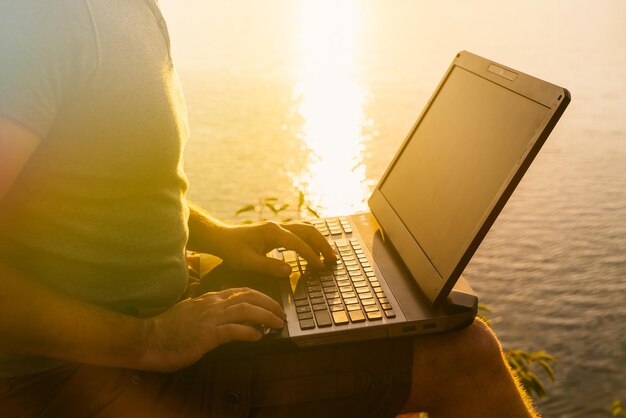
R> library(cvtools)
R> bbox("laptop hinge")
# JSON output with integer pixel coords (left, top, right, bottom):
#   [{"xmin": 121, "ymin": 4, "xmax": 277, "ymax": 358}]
[{"xmin": 442, "ymin": 290, "xmax": 478, "ymax": 316}]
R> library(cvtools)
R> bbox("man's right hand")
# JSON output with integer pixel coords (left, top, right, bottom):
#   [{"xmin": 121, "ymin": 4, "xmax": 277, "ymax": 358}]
[{"xmin": 141, "ymin": 287, "xmax": 286, "ymax": 372}]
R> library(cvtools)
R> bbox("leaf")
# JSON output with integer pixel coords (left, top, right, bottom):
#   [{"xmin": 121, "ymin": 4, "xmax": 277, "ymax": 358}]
[
  {"xmin": 235, "ymin": 204, "xmax": 256, "ymax": 216},
  {"xmin": 528, "ymin": 372, "xmax": 546, "ymax": 398},
  {"xmin": 538, "ymin": 360, "xmax": 556, "ymax": 382},
  {"xmin": 265, "ymin": 197, "xmax": 279, "ymax": 202},
  {"xmin": 297, "ymin": 191, "xmax": 305, "ymax": 211},
  {"xmin": 265, "ymin": 203, "xmax": 279, "ymax": 215},
  {"xmin": 478, "ymin": 303, "xmax": 492, "ymax": 313},
  {"xmin": 306, "ymin": 206, "xmax": 320, "ymax": 218},
  {"xmin": 277, "ymin": 203, "xmax": 289, "ymax": 212}
]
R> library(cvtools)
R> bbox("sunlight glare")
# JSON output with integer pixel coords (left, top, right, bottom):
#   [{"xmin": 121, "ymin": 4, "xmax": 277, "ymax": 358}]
[{"xmin": 291, "ymin": 0, "xmax": 371, "ymax": 217}]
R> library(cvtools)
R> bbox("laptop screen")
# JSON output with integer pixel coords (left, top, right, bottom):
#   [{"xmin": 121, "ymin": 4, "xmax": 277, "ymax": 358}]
[{"xmin": 378, "ymin": 64, "xmax": 551, "ymax": 284}]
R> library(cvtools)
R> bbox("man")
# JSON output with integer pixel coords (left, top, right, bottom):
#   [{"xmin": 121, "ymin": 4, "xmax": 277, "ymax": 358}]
[{"xmin": 0, "ymin": 0, "xmax": 538, "ymax": 416}]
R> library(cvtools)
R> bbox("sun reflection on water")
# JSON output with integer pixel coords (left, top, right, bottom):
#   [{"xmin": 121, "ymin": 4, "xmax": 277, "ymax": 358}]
[{"xmin": 291, "ymin": 0, "xmax": 372, "ymax": 217}]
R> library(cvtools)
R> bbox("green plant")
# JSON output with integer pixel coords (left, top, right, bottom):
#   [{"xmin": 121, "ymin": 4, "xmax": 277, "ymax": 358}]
[
  {"xmin": 505, "ymin": 349, "xmax": 556, "ymax": 399},
  {"xmin": 234, "ymin": 190, "xmax": 320, "ymax": 223},
  {"xmin": 612, "ymin": 400, "xmax": 626, "ymax": 417},
  {"xmin": 478, "ymin": 305, "xmax": 557, "ymax": 400}
]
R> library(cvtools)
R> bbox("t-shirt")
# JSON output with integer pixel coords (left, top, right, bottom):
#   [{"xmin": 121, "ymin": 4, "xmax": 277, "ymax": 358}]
[{"xmin": 0, "ymin": 0, "xmax": 190, "ymax": 377}]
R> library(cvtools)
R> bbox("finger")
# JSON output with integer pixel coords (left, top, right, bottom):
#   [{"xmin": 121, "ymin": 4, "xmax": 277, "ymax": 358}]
[
  {"xmin": 214, "ymin": 323, "xmax": 262, "ymax": 345},
  {"xmin": 218, "ymin": 287, "xmax": 286, "ymax": 320},
  {"xmin": 282, "ymin": 223, "xmax": 337, "ymax": 264},
  {"xmin": 264, "ymin": 223, "xmax": 326, "ymax": 269},
  {"xmin": 221, "ymin": 302, "xmax": 285, "ymax": 329},
  {"xmin": 243, "ymin": 253, "xmax": 293, "ymax": 278}
]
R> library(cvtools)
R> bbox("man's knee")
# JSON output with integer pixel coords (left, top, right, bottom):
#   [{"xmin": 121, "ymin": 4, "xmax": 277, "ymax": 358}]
[
  {"xmin": 459, "ymin": 318, "xmax": 503, "ymax": 366},
  {"xmin": 411, "ymin": 318, "xmax": 503, "ymax": 376}
]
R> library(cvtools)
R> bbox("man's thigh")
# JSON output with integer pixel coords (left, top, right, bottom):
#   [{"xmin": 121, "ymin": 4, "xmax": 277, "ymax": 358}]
[{"xmin": 0, "ymin": 338, "xmax": 412, "ymax": 418}]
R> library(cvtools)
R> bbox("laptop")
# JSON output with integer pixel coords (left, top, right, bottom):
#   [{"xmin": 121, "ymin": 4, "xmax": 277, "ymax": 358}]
[{"xmin": 213, "ymin": 51, "xmax": 570, "ymax": 348}]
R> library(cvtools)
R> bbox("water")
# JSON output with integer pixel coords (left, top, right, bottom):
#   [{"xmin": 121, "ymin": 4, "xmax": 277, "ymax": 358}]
[{"xmin": 160, "ymin": 1, "xmax": 626, "ymax": 416}]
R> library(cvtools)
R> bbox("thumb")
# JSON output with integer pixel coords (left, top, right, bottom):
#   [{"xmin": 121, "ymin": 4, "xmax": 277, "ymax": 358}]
[{"xmin": 245, "ymin": 253, "xmax": 292, "ymax": 277}]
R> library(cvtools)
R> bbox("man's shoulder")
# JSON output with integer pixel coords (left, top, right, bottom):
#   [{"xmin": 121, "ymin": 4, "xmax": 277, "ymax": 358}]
[{"xmin": 0, "ymin": 0, "xmax": 93, "ymax": 38}]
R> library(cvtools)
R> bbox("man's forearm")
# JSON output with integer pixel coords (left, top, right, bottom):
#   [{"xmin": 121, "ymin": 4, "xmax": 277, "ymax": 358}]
[
  {"xmin": 186, "ymin": 201, "xmax": 231, "ymax": 255},
  {"xmin": 0, "ymin": 261, "xmax": 149, "ymax": 370}
]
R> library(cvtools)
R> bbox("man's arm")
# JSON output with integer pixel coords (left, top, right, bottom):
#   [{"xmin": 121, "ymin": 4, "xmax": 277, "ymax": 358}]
[
  {"xmin": 186, "ymin": 202, "xmax": 337, "ymax": 277},
  {"xmin": 0, "ymin": 117, "xmax": 285, "ymax": 372}
]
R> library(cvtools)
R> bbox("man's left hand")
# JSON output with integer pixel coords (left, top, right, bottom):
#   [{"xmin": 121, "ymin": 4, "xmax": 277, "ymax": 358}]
[{"xmin": 207, "ymin": 221, "xmax": 337, "ymax": 277}]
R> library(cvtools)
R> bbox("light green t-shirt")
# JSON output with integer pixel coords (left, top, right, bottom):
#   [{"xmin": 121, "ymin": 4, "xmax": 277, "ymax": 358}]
[{"xmin": 0, "ymin": 0, "xmax": 190, "ymax": 377}]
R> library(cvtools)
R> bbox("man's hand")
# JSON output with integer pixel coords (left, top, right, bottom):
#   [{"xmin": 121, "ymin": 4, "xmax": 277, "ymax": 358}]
[
  {"xmin": 142, "ymin": 287, "xmax": 286, "ymax": 372},
  {"xmin": 213, "ymin": 221, "xmax": 337, "ymax": 277},
  {"xmin": 187, "ymin": 204, "xmax": 337, "ymax": 277}
]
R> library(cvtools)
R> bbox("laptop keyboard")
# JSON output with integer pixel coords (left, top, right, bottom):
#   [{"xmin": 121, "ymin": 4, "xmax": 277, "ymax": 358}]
[{"xmin": 273, "ymin": 217, "xmax": 396, "ymax": 331}]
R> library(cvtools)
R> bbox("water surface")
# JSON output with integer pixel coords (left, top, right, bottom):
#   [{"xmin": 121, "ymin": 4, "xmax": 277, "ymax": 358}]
[{"xmin": 160, "ymin": 1, "xmax": 626, "ymax": 416}]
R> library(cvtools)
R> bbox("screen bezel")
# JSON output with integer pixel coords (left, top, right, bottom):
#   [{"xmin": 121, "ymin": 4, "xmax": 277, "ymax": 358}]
[{"xmin": 368, "ymin": 51, "xmax": 570, "ymax": 307}]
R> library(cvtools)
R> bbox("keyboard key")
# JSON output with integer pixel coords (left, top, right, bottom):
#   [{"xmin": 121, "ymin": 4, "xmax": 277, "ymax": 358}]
[
  {"xmin": 314, "ymin": 310, "xmax": 332, "ymax": 327},
  {"xmin": 336, "ymin": 279, "xmax": 350, "ymax": 287},
  {"xmin": 364, "ymin": 305, "xmax": 379, "ymax": 313},
  {"xmin": 330, "ymin": 304, "xmax": 345, "ymax": 312},
  {"xmin": 339, "ymin": 285, "xmax": 353, "ymax": 292},
  {"xmin": 358, "ymin": 292, "xmax": 373, "ymax": 300},
  {"xmin": 300, "ymin": 319, "xmax": 315, "ymax": 330},
  {"xmin": 348, "ymin": 271, "xmax": 362, "ymax": 277},
  {"xmin": 284, "ymin": 251, "xmax": 297, "ymax": 263},
  {"xmin": 344, "ymin": 297, "xmax": 358, "ymax": 305},
  {"xmin": 381, "ymin": 303, "xmax": 392, "ymax": 310},
  {"xmin": 293, "ymin": 285, "xmax": 307, "ymax": 301},
  {"xmin": 349, "ymin": 309, "xmax": 366, "ymax": 323},
  {"xmin": 361, "ymin": 299, "xmax": 376, "ymax": 306},
  {"xmin": 378, "ymin": 297, "xmax": 389, "ymax": 304},
  {"xmin": 351, "ymin": 276, "xmax": 365, "ymax": 282},
  {"xmin": 295, "ymin": 300, "xmax": 309, "ymax": 307},
  {"xmin": 353, "ymin": 281, "xmax": 368, "ymax": 288},
  {"xmin": 312, "ymin": 303, "xmax": 327, "ymax": 311},
  {"xmin": 310, "ymin": 297, "xmax": 325, "ymax": 305},
  {"xmin": 307, "ymin": 285, "xmax": 321, "ymax": 293},
  {"xmin": 375, "ymin": 291, "xmax": 386, "ymax": 298},
  {"xmin": 332, "ymin": 310, "xmax": 349, "ymax": 325},
  {"xmin": 340, "ymin": 291, "xmax": 356, "ymax": 299},
  {"xmin": 324, "ymin": 288, "xmax": 339, "ymax": 295},
  {"xmin": 296, "ymin": 306, "xmax": 311, "ymax": 313},
  {"xmin": 355, "ymin": 287, "xmax": 370, "ymax": 294},
  {"xmin": 298, "ymin": 312, "xmax": 313, "ymax": 320},
  {"xmin": 346, "ymin": 304, "xmax": 361, "ymax": 311},
  {"xmin": 327, "ymin": 298, "xmax": 342, "ymax": 305},
  {"xmin": 325, "ymin": 291, "xmax": 340, "ymax": 299},
  {"xmin": 367, "ymin": 311, "xmax": 383, "ymax": 320},
  {"xmin": 308, "ymin": 291, "xmax": 323, "ymax": 299},
  {"xmin": 384, "ymin": 309, "xmax": 396, "ymax": 318}
]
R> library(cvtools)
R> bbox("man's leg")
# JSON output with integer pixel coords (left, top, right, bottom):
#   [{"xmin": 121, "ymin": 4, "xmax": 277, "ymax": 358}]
[{"xmin": 400, "ymin": 319, "xmax": 538, "ymax": 418}]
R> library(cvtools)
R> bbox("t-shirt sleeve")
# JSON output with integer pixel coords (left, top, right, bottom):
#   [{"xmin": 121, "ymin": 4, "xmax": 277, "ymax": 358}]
[{"xmin": 0, "ymin": 0, "xmax": 95, "ymax": 139}]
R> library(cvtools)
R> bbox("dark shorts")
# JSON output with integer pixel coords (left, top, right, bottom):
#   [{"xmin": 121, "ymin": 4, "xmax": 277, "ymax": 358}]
[{"xmin": 0, "ymin": 337, "xmax": 412, "ymax": 418}]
